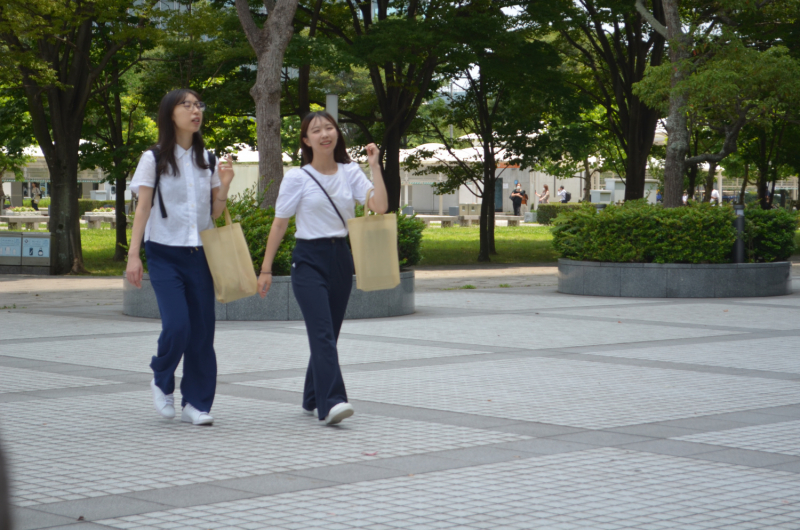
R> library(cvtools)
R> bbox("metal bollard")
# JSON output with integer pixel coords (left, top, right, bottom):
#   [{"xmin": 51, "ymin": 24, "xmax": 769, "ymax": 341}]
[{"xmin": 733, "ymin": 204, "xmax": 745, "ymax": 263}]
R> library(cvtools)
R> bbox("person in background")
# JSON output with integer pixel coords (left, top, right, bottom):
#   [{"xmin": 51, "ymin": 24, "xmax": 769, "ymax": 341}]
[
  {"xmin": 682, "ymin": 191, "xmax": 689, "ymax": 205},
  {"xmin": 710, "ymin": 188, "xmax": 720, "ymax": 205},
  {"xmin": 510, "ymin": 183, "xmax": 525, "ymax": 216},
  {"xmin": 31, "ymin": 182, "xmax": 42, "ymax": 211},
  {"xmin": 536, "ymin": 184, "xmax": 549, "ymax": 205},
  {"xmin": 557, "ymin": 186, "xmax": 567, "ymax": 203}
]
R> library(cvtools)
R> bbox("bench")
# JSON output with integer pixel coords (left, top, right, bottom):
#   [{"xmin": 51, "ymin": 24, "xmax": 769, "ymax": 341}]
[
  {"xmin": 81, "ymin": 214, "xmax": 117, "ymax": 229},
  {"xmin": 0, "ymin": 215, "xmax": 49, "ymax": 230},
  {"xmin": 458, "ymin": 215, "xmax": 524, "ymax": 227},
  {"xmin": 415, "ymin": 215, "xmax": 458, "ymax": 228}
]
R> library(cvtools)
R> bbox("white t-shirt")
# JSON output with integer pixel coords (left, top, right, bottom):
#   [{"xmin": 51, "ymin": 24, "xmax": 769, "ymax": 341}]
[
  {"xmin": 557, "ymin": 189, "xmax": 567, "ymax": 200},
  {"xmin": 710, "ymin": 189, "xmax": 720, "ymax": 203},
  {"xmin": 275, "ymin": 162, "xmax": 373, "ymax": 239},
  {"xmin": 130, "ymin": 145, "xmax": 221, "ymax": 247}
]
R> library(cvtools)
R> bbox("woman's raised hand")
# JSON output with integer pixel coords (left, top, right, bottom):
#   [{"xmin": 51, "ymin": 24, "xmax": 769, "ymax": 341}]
[
  {"xmin": 218, "ymin": 154, "xmax": 235, "ymax": 188},
  {"xmin": 366, "ymin": 143, "xmax": 380, "ymax": 167}
]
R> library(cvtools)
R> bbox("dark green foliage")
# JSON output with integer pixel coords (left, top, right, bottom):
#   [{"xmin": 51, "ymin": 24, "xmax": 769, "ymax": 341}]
[
  {"xmin": 536, "ymin": 203, "xmax": 583, "ymax": 225},
  {"xmin": 552, "ymin": 201, "xmax": 738, "ymax": 264},
  {"xmin": 396, "ymin": 212, "xmax": 425, "ymax": 268},
  {"xmin": 744, "ymin": 207, "xmax": 799, "ymax": 262},
  {"xmin": 217, "ymin": 188, "xmax": 296, "ymax": 276}
]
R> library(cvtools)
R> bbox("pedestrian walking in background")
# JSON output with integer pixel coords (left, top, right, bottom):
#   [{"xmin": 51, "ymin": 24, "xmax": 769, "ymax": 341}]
[
  {"xmin": 31, "ymin": 183, "xmax": 41, "ymax": 211},
  {"xmin": 536, "ymin": 184, "xmax": 549, "ymax": 205},
  {"xmin": 557, "ymin": 186, "xmax": 567, "ymax": 203},
  {"xmin": 256, "ymin": 111, "xmax": 388, "ymax": 425},
  {"xmin": 510, "ymin": 183, "xmax": 525, "ymax": 216},
  {"xmin": 126, "ymin": 88, "xmax": 235, "ymax": 426}
]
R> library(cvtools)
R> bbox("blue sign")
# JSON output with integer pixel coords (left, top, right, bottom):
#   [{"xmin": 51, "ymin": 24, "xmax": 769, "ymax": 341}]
[
  {"xmin": 0, "ymin": 237, "xmax": 21, "ymax": 257},
  {"xmin": 23, "ymin": 237, "xmax": 49, "ymax": 258}
]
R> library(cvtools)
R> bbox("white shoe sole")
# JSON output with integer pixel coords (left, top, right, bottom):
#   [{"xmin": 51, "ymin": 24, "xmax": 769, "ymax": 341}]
[
  {"xmin": 181, "ymin": 411, "xmax": 214, "ymax": 425},
  {"xmin": 303, "ymin": 408, "xmax": 316, "ymax": 416},
  {"xmin": 325, "ymin": 403, "xmax": 354, "ymax": 425}
]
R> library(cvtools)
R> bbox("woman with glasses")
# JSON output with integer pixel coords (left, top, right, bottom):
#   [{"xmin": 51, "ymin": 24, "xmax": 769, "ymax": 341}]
[{"xmin": 126, "ymin": 89, "xmax": 234, "ymax": 426}]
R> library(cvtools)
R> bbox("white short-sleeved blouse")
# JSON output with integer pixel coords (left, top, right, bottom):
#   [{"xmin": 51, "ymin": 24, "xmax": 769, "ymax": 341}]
[
  {"xmin": 130, "ymin": 145, "xmax": 221, "ymax": 247},
  {"xmin": 275, "ymin": 162, "xmax": 373, "ymax": 239}
]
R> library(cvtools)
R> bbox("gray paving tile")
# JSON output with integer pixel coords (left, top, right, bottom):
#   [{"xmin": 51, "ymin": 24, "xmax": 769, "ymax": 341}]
[
  {"xmin": 492, "ymin": 422, "xmax": 585, "ymax": 437},
  {"xmin": 701, "ymin": 411, "xmax": 794, "ymax": 425},
  {"xmin": 761, "ymin": 405, "xmax": 800, "ymax": 418},
  {"xmin": 491, "ymin": 438, "xmax": 597, "ymax": 455},
  {"xmin": 652, "ymin": 417, "xmax": 750, "ymax": 432},
  {"xmin": 432, "ymin": 446, "xmax": 532, "ymax": 465},
  {"xmin": 549, "ymin": 431, "xmax": 655, "ymax": 446},
  {"xmin": 214, "ymin": 473, "xmax": 339, "ymax": 495},
  {"xmin": 620, "ymin": 439, "xmax": 726, "ymax": 457},
  {"xmin": 766, "ymin": 460, "xmax": 800, "ymax": 473},
  {"xmin": 29, "ymin": 524, "xmax": 116, "ymax": 530},
  {"xmin": 11, "ymin": 507, "xmax": 80, "ymax": 530},
  {"xmin": 122, "ymin": 483, "xmax": 256, "ymax": 507},
  {"xmin": 605, "ymin": 424, "xmax": 700, "ymax": 439},
  {"xmin": 691, "ymin": 448, "xmax": 800, "ymax": 468},
  {"xmin": 33, "ymin": 496, "xmax": 173, "ymax": 521},
  {"xmin": 361, "ymin": 454, "xmax": 470, "ymax": 473},
  {"xmin": 286, "ymin": 462, "xmax": 407, "ymax": 483}
]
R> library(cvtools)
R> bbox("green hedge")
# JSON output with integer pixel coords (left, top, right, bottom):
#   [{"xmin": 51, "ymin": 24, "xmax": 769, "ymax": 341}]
[
  {"xmin": 744, "ymin": 207, "xmax": 798, "ymax": 262},
  {"xmin": 536, "ymin": 203, "xmax": 583, "ymax": 225},
  {"xmin": 78, "ymin": 200, "xmax": 130, "ymax": 216},
  {"xmin": 218, "ymin": 188, "xmax": 425, "ymax": 275},
  {"xmin": 552, "ymin": 201, "xmax": 797, "ymax": 264}
]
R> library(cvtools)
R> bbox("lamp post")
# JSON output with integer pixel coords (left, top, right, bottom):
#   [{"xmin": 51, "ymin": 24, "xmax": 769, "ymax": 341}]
[
  {"xmin": 325, "ymin": 94, "xmax": 338, "ymax": 123},
  {"xmin": 733, "ymin": 204, "xmax": 745, "ymax": 263}
]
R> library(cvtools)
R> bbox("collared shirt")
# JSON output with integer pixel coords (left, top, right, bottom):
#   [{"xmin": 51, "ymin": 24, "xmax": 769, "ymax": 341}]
[
  {"xmin": 275, "ymin": 162, "xmax": 373, "ymax": 240},
  {"xmin": 130, "ymin": 145, "xmax": 221, "ymax": 247}
]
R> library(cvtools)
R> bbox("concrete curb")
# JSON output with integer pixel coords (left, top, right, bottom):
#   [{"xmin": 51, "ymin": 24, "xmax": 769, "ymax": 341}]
[
  {"xmin": 123, "ymin": 271, "xmax": 415, "ymax": 320},
  {"xmin": 558, "ymin": 259, "xmax": 792, "ymax": 298}
]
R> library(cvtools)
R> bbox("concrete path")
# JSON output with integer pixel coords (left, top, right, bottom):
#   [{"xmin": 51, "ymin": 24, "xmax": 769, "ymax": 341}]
[{"xmin": 2, "ymin": 266, "xmax": 800, "ymax": 529}]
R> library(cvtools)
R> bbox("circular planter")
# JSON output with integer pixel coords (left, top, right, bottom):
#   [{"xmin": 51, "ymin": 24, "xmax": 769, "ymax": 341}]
[
  {"xmin": 558, "ymin": 258, "xmax": 792, "ymax": 298},
  {"xmin": 123, "ymin": 271, "xmax": 415, "ymax": 320}
]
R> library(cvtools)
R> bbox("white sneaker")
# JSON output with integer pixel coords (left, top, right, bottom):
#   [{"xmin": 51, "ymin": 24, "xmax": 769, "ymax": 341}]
[
  {"xmin": 303, "ymin": 407, "xmax": 316, "ymax": 416},
  {"xmin": 151, "ymin": 379, "xmax": 175, "ymax": 419},
  {"xmin": 181, "ymin": 403, "xmax": 213, "ymax": 425},
  {"xmin": 324, "ymin": 403, "xmax": 354, "ymax": 425}
]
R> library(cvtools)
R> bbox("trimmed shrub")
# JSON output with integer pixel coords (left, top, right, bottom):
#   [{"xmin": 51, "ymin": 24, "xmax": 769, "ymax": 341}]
[
  {"xmin": 552, "ymin": 201, "xmax": 738, "ymax": 264},
  {"xmin": 536, "ymin": 203, "xmax": 583, "ymax": 225},
  {"xmin": 744, "ymin": 207, "xmax": 798, "ymax": 262},
  {"xmin": 396, "ymin": 211, "xmax": 425, "ymax": 268},
  {"xmin": 78, "ymin": 200, "xmax": 130, "ymax": 216}
]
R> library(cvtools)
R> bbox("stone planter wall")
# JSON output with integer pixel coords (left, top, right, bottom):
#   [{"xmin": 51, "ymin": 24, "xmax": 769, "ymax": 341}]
[
  {"xmin": 123, "ymin": 271, "xmax": 415, "ymax": 320},
  {"xmin": 558, "ymin": 259, "xmax": 791, "ymax": 298}
]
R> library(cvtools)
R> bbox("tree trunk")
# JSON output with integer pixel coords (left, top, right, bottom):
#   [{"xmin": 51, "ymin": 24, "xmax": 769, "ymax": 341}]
[
  {"xmin": 253, "ymin": 51, "xmax": 286, "ymax": 207},
  {"xmin": 583, "ymin": 159, "xmax": 592, "ymax": 202},
  {"xmin": 45, "ymin": 155, "xmax": 84, "ymax": 274},
  {"xmin": 381, "ymin": 129, "xmax": 403, "ymax": 214},
  {"xmin": 478, "ymin": 185, "xmax": 492, "ymax": 262},
  {"xmin": 687, "ymin": 164, "xmax": 698, "ymax": 198},
  {"xmin": 623, "ymin": 107, "xmax": 658, "ymax": 201},
  {"xmin": 235, "ymin": 0, "xmax": 299, "ymax": 208},
  {"xmin": 661, "ymin": 0, "xmax": 691, "ymax": 208},
  {"xmin": 739, "ymin": 163, "xmax": 749, "ymax": 205},
  {"xmin": 113, "ymin": 174, "xmax": 128, "ymax": 261}
]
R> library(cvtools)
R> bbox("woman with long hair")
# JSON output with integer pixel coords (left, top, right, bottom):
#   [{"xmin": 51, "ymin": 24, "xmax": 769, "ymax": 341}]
[
  {"xmin": 536, "ymin": 184, "xmax": 549, "ymax": 204},
  {"xmin": 257, "ymin": 111, "xmax": 388, "ymax": 425},
  {"xmin": 126, "ymin": 89, "xmax": 235, "ymax": 426}
]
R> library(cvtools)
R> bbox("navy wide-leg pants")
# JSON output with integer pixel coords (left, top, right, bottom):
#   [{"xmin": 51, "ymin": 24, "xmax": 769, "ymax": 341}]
[
  {"xmin": 145, "ymin": 241, "xmax": 217, "ymax": 413},
  {"xmin": 291, "ymin": 238, "xmax": 353, "ymax": 421}
]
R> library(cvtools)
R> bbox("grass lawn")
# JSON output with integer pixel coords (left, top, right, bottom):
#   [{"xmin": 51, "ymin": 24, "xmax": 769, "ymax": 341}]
[
  {"xmin": 82, "ymin": 228, "xmax": 131, "ymax": 276},
  {"xmin": 418, "ymin": 225, "xmax": 557, "ymax": 266}
]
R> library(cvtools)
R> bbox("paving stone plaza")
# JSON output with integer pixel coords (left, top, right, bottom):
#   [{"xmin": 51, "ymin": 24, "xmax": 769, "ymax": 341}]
[{"xmin": 2, "ymin": 267, "xmax": 800, "ymax": 530}]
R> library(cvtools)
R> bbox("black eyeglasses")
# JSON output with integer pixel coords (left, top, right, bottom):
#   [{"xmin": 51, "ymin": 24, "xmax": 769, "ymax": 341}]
[{"xmin": 179, "ymin": 101, "xmax": 206, "ymax": 112}]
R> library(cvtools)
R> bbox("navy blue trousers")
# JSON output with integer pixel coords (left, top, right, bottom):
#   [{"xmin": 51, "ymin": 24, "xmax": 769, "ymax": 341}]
[
  {"xmin": 146, "ymin": 241, "xmax": 217, "ymax": 413},
  {"xmin": 292, "ymin": 238, "xmax": 353, "ymax": 420}
]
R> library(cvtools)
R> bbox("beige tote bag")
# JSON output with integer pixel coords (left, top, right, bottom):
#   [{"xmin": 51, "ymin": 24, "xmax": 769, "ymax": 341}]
[
  {"xmin": 199, "ymin": 208, "xmax": 257, "ymax": 303},
  {"xmin": 347, "ymin": 190, "xmax": 401, "ymax": 292}
]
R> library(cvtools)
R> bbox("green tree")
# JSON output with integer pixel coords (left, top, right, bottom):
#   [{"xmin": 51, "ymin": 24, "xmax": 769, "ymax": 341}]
[
  {"xmin": 0, "ymin": 91, "xmax": 34, "ymax": 208},
  {"xmin": 0, "ymin": 0, "xmax": 153, "ymax": 273}
]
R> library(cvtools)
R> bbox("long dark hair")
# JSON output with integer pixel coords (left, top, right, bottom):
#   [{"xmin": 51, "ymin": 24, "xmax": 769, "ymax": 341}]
[
  {"xmin": 299, "ymin": 111, "xmax": 351, "ymax": 165},
  {"xmin": 153, "ymin": 89, "xmax": 209, "ymax": 178}
]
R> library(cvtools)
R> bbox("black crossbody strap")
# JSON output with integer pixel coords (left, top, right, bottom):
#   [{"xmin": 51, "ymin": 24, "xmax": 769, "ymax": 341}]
[{"xmin": 301, "ymin": 167, "xmax": 348, "ymax": 230}]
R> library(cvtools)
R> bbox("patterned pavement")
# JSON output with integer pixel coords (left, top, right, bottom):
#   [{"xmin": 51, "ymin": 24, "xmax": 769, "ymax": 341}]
[{"xmin": 2, "ymin": 277, "xmax": 800, "ymax": 529}]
